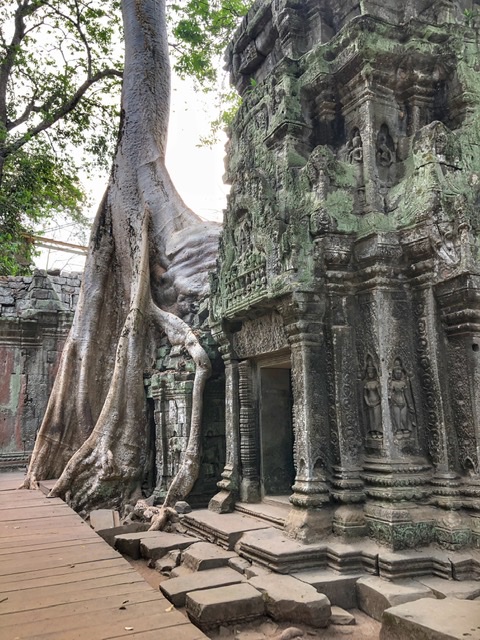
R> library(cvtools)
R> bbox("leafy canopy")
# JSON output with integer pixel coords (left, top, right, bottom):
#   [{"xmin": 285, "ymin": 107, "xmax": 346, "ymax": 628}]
[
  {"xmin": 0, "ymin": 0, "xmax": 250, "ymax": 275},
  {"xmin": 0, "ymin": 0, "xmax": 123, "ymax": 275}
]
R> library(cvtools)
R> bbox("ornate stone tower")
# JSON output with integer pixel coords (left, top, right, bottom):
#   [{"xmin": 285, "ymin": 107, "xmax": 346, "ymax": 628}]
[{"xmin": 209, "ymin": 0, "xmax": 480, "ymax": 551}]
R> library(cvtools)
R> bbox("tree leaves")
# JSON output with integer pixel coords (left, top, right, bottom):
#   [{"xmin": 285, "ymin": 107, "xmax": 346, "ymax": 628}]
[
  {"xmin": 168, "ymin": 0, "xmax": 252, "ymax": 85},
  {"xmin": 0, "ymin": 0, "xmax": 123, "ymax": 274}
]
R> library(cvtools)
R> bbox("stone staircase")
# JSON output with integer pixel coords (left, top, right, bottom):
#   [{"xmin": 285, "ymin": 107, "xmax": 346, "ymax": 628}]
[{"xmin": 94, "ymin": 507, "xmax": 480, "ymax": 638}]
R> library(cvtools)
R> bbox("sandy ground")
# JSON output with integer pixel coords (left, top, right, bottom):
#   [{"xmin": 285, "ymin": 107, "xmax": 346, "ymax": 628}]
[{"xmin": 125, "ymin": 558, "xmax": 381, "ymax": 640}]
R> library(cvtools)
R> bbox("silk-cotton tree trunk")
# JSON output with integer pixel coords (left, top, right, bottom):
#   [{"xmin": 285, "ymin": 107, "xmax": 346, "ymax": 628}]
[{"xmin": 21, "ymin": 0, "xmax": 220, "ymax": 514}]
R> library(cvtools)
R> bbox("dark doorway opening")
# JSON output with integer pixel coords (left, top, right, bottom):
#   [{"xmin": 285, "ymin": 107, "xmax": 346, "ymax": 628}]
[{"xmin": 259, "ymin": 367, "xmax": 295, "ymax": 496}]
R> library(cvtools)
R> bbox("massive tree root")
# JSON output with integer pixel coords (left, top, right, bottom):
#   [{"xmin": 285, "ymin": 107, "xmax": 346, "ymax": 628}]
[{"xmin": 20, "ymin": 0, "xmax": 219, "ymax": 517}]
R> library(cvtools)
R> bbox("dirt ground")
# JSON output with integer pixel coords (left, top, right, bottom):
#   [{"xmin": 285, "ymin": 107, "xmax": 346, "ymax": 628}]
[{"xmin": 126, "ymin": 558, "xmax": 381, "ymax": 640}]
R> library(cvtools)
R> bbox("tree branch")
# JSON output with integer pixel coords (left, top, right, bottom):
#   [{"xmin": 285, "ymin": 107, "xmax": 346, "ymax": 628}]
[{"xmin": 3, "ymin": 67, "xmax": 123, "ymax": 157}]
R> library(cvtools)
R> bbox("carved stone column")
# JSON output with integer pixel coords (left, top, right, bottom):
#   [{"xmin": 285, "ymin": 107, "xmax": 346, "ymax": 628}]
[
  {"xmin": 412, "ymin": 287, "xmax": 462, "ymax": 508},
  {"xmin": 355, "ymin": 234, "xmax": 433, "ymax": 550},
  {"xmin": 436, "ymin": 274, "xmax": 480, "ymax": 548},
  {"xmin": 150, "ymin": 379, "xmax": 167, "ymax": 500},
  {"xmin": 209, "ymin": 329, "xmax": 241, "ymax": 513},
  {"xmin": 238, "ymin": 360, "xmax": 260, "ymax": 502},
  {"xmin": 326, "ymin": 292, "xmax": 366, "ymax": 538},
  {"xmin": 281, "ymin": 291, "xmax": 332, "ymax": 542}
]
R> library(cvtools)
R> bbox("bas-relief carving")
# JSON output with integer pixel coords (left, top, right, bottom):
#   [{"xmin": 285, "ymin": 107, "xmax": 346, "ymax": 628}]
[
  {"xmin": 213, "ymin": 0, "xmax": 480, "ymax": 548},
  {"xmin": 389, "ymin": 357, "xmax": 416, "ymax": 440},
  {"xmin": 363, "ymin": 355, "xmax": 383, "ymax": 441},
  {"xmin": 232, "ymin": 312, "xmax": 289, "ymax": 359}
]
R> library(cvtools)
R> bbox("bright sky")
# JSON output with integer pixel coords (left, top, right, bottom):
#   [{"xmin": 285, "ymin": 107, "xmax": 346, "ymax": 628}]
[{"xmin": 35, "ymin": 72, "xmax": 229, "ymax": 272}]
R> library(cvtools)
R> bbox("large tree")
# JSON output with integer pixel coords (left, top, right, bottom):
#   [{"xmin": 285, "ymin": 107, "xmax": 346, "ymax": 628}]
[
  {"xmin": 22, "ymin": 0, "xmax": 249, "ymax": 515},
  {"xmin": 0, "ymin": 0, "xmax": 124, "ymax": 274}
]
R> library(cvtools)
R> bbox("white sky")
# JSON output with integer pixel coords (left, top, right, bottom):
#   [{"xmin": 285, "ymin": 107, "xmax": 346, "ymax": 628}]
[{"xmin": 35, "ymin": 71, "xmax": 229, "ymax": 272}]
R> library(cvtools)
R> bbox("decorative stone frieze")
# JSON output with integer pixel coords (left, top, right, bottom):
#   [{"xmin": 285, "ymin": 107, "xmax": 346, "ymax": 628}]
[{"xmin": 210, "ymin": 0, "xmax": 480, "ymax": 552}]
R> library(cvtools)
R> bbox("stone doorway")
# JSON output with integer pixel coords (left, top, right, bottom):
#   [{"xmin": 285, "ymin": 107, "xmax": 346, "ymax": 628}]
[{"xmin": 259, "ymin": 364, "xmax": 295, "ymax": 498}]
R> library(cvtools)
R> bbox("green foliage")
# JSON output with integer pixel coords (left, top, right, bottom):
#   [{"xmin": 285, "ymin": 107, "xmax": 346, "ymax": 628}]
[
  {"xmin": 0, "ymin": 139, "xmax": 88, "ymax": 275},
  {"xmin": 0, "ymin": 0, "xmax": 123, "ymax": 274},
  {"xmin": 0, "ymin": 0, "xmax": 251, "ymax": 274},
  {"xmin": 169, "ymin": 1, "xmax": 252, "ymax": 85}
]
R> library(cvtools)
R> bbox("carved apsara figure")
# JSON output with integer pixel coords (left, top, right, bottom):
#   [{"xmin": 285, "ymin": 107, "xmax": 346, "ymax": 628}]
[
  {"xmin": 347, "ymin": 128, "xmax": 363, "ymax": 163},
  {"xmin": 389, "ymin": 358, "xmax": 416, "ymax": 439},
  {"xmin": 363, "ymin": 355, "xmax": 383, "ymax": 440}
]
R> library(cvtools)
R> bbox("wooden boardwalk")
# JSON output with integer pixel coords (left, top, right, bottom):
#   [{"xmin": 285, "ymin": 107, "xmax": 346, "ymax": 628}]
[{"xmin": 0, "ymin": 472, "xmax": 207, "ymax": 640}]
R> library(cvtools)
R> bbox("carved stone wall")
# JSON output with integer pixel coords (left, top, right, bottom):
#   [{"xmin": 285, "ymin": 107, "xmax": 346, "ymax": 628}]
[
  {"xmin": 146, "ymin": 329, "xmax": 226, "ymax": 508},
  {"xmin": 211, "ymin": 0, "xmax": 480, "ymax": 550},
  {"xmin": 0, "ymin": 270, "xmax": 80, "ymax": 466}
]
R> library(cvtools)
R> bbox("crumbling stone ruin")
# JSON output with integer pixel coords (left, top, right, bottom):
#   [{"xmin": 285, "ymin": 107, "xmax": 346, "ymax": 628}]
[
  {"xmin": 0, "ymin": 270, "xmax": 80, "ymax": 466},
  {"xmin": 207, "ymin": 0, "xmax": 480, "ymax": 553},
  {"xmin": 6, "ymin": 0, "xmax": 480, "ymax": 569}
]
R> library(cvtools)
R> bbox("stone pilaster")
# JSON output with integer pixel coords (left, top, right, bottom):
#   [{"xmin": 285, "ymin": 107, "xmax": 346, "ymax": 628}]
[
  {"xmin": 436, "ymin": 275, "xmax": 480, "ymax": 546},
  {"xmin": 412, "ymin": 286, "xmax": 462, "ymax": 510},
  {"xmin": 209, "ymin": 330, "xmax": 240, "ymax": 513},
  {"xmin": 355, "ymin": 235, "xmax": 433, "ymax": 549},
  {"xmin": 238, "ymin": 360, "xmax": 260, "ymax": 502},
  {"xmin": 281, "ymin": 292, "xmax": 332, "ymax": 542}
]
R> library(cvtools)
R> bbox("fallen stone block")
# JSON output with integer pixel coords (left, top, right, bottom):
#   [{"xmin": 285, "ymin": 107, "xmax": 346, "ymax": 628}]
[
  {"xmin": 171, "ymin": 565, "xmax": 194, "ymax": 578},
  {"xmin": 380, "ymin": 597, "xmax": 480, "ymax": 640},
  {"xmin": 114, "ymin": 530, "xmax": 197, "ymax": 559},
  {"xmin": 175, "ymin": 501, "xmax": 192, "ymax": 514},
  {"xmin": 89, "ymin": 509, "xmax": 120, "ymax": 531},
  {"xmin": 357, "ymin": 576, "xmax": 434, "ymax": 621},
  {"xmin": 182, "ymin": 541, "xmax": 237, "ymax": 571},
  {"xmin": 186, "ymin": 583, "xmax": 265, "ymax": 630},
  {"xmin": 96, "ymin": 522, "xmax": 150, "ymax": 548},
  {"xmin": 249, "ymin": 573, "xmax": 331, "ymax": 628},
  {"xmin": 418, "ymin": 576, "xmax": 480, "ymax": 600},
  {"xmin": 228, "ymin": 556, "xmax": 251, "ymax": 575},
  {"xmin": 293, "ymin": 569, "xmax": 362, "ymax": 609},
  {"xmin": 154, "ymin": 549, "xmax": 181, "ymax": 573},
  {"xmin": 160, "ymin": 567, "xmax": 244, "ymax": 607},
  {"xmin": 330, "ymin": 605, "xmax": 356, "ymax": 625},
  {"xmin": 114, "ymin": 531, "xmax": 160, "ymax": 559},
  {"xmin": 140, "ymin": 532, "xmax": 199, "ymax": 560}
]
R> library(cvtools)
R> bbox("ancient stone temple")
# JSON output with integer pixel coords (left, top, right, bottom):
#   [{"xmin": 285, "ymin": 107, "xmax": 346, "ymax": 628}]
[{"xmin": 208, "ymin": 0, "xmax": 480, "ymax": 551}]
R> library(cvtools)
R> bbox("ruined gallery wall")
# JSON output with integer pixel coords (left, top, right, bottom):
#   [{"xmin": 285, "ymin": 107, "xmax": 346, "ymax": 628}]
[{"xmin": 0, "ymin": 270, "xmax": 80, "ymax": 464}]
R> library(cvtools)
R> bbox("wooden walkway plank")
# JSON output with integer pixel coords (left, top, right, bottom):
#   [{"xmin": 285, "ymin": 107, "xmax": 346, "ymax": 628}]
[
  {"xmin": 0, "ymin": 589, "xmax": 160, "ymax": 628},
  {"xmin": 1, "ymin": 601, "xmax": 189, "ymax": 639},
  {"xmin": 0, "ymin": 561, "xmax": 133, "ymax": 593},
  {"xmin": 0, "ymin": 472, "xmax": 209, "ymax": 640}
]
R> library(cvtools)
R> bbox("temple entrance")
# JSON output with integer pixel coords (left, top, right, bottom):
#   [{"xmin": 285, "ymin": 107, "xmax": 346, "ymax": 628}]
[{"xmin": 259, "ymin": 364, "xmax": 295, "ymax": 497}]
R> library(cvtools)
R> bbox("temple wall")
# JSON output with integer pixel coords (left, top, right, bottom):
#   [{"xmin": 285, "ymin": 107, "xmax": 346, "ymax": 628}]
[
  {"xmin": 210, "ymin": 0, "xmax": 480, "ymax": 550},
  {"xmin": 0, "ymin": 270, "xmax": 80, "ymax": 465}
]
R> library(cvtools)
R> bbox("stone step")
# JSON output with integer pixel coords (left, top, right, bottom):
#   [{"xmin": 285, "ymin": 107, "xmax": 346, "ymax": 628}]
[
  {"xmin": 236, "ymin": 527, "xmax": 328, "ymax": 573},
  {"xmin": 160, "ymin": 567, "xmax": 244, "ymax": 607},
  {"xmin": 380, "ymin": 597, "xmax": 480, "ymax": 640},
  {"xmin": 186, "ymin": 583, "xmax": 265, "ymax": 631},
  {"xmin": 114, "ymin": 531, "xmax": 198, "ymax": 560},
  {"xmin": 417, "ymin": 576, "xmax": 480, "ymax": 600},
  {"xmin": 248, "ymin": 573, "xmax": 331, "ymax": 628},
  {"xmin": 95, "ymin": 523, "xmax": 150, "ymax": 548},
  {"xmin": 182, "ymin": 541, "xmax": 237, "ymax": 571},
  {"xmin": 235, "ymin": 500, "xmax": 290, "ymax": 528},
  {"xmin": 170, "ymin": 565, "xmax": 193, "ymax": 578},
  {"xmin": 140, "ymin": 533, "xmax": 200, "ymax": 561},
  {"xmin": 292, "ymin": 569, "xmax": 363, "ymax": 609},
  {"xmin": 357, "ymin": 576, "xmax": 435, "ymax": 621},
  {"xmin": 182, "ymin": 509, "xmax": 271, "ymax": 550},
  {"xmin": 330, "ymin": 606, "xmax": 356, "ymax": 626}
]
